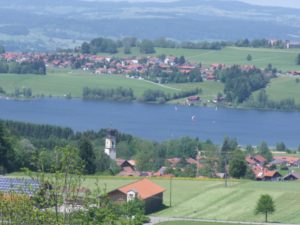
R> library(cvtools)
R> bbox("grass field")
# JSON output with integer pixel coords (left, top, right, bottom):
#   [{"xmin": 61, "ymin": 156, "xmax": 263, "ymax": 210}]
[
  {"xmin": 167, "ymin": 81, "xmax": 224, "ymax": 102},
  {"xmin": 78, "ymin": 177, "xmax": 300, "ymax": 224},
  {"xmin": 0, "ymin": 69, "xmax": 179, "ymax": 98},
  {"xmin": 0, "ymin": 69, "xmax": 224, "ymax": 100},
  {"xmin": 8, "ymin": 174, "xmax": 300, "ymax": 223},
  {"xmin": 103, "ymin": 47, "xmax": 300, "ymax": 72},
  {"xmin": 264, "ymin": 76, "xmax": 300, "ymax": 104},
  {"xmin": 157, "ymin": 222, "xmax": 254, "ymax": 225}
]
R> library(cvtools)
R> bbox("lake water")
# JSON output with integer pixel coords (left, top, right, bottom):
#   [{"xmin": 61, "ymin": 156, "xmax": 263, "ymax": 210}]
[{"xmin": 0, "ymin": 98, "xmax": 300, "ymax": 148}]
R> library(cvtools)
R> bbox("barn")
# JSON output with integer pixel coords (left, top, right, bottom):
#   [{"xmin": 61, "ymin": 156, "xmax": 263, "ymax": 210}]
[{"xmin": 107, "ymin": 178, "xmax": 165, "ymax": 213}]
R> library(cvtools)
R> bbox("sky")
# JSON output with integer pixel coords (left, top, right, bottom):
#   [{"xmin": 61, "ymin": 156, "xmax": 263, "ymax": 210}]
[
  {"xmin": 84, "ymin": 0, "xmax": 300, "ymax": 9},
  {"xmin": 239, "ymin": 0, "xmax": 300, "ymax": 9}
]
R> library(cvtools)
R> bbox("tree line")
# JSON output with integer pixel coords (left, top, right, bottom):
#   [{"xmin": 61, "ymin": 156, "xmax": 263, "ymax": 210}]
[
  {"xmin": 244, "ymin": 89, "xmax": 300, "ymax": 111},
  {"xmin": 0, "ymin": 59, "xmax": 46, "ymax": 75},
  {"xmin": 77, "ymin": 37, "xmax": 296, "ymax": 55},
  {"xmin": 82, "ymin": 86, "xmax": 135, "ymax": 101},
  {"xmin": 82, "ymin": 86, "xmax": 202, "ymax": 104},
  {"xmin": 140, "ymin": 88, "xmax": 202, "ymax": 104}
]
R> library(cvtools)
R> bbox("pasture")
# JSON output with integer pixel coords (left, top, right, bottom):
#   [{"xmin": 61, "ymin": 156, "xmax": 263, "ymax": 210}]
[
  {"xmin": 265, "ymin": 76, "xmax": 300, "ymax": 104},
  {"xmin": 0, "ymin": 69, "xmax": 178, "ymax": 98},
  {"xmin": 81, "ymin": 177, "xmax": 300, "ymax": 224},
  {"xmin": 104, "ymin": 47, "xmax": 300, "ymax": 72},
  {"xmin": 0, "ymin": 69, "xmax": 223, "ymax": 101}
]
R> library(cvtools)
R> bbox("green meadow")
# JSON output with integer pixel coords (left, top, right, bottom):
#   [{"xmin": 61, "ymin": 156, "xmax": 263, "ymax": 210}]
[
  {"xmin": 157, "ymin": 222, "xmax": 253, "ymax": 225},
  {"xmin": 265, "ymin": 76, "xmax": 300, "ymax": 104},
  {"xmin": 79, "ymin": 177, "xmax": 300, "ymax": 224},
  {"xmin": 103, "ymin": 47, "xmax": 300, "ymax": 72},
  {"xmin": 0, "ymin": 69, "xmax": 178, "ymax": 98},
  {"xmin": 0, "ymin": 69, "xmax": 223, "ymax": 100}
]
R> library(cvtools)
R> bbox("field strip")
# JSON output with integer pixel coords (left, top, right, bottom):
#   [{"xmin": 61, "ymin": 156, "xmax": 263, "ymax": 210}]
[
  {"xmin": 148, "ymin": 216, "xmax": 297, "ymax": 225},
  {"xmin": 141, "ymin": 79, "xmax": 182, "ymax": 91},
  {"xmin": 187, "ymin": 51, "xmax": 216, "ymax": 60},
  {"xmin": 228, "ymin": 47, "xmax": 298, "ymax": 54}
]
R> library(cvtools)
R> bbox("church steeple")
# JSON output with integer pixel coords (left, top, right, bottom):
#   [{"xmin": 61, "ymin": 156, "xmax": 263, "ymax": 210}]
[{"xmin": 104, "ymin": 129, "xmax": 116, "ymax": 160}]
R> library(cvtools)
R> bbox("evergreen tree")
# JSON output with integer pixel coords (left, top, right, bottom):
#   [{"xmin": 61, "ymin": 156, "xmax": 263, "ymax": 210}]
[
  {"xmin": 78, "ymin": 138, "xmax": 96, "ymax": 174},
  {"xmin": 0, "ymin": 123, "xmax": 15, "ymax": 173},
  {"xmin": 246, "ymin": 54, "xmax": 252, "ymax": 61}
]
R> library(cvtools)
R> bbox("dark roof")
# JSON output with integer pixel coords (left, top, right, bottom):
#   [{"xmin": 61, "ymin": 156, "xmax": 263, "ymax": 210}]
[
  {"xmin": 0, "ymin": 176, "xmax": 39, "ymax": 195},
  {"xmin": 283, "ymin": 172, "xmax": 300, "ymax": 180}
]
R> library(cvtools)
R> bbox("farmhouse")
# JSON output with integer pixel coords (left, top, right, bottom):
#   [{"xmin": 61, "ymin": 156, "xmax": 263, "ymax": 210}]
[
  {"xmin": 108, "ymin": 178, "xmax": 165, "ymax": 213},
  {"xmin": 252, "ymin": 166, "xmax": 282, "ymax": 181},
  {"xmin": 283, "ymin": 172, "xmax": 300, "ymax": 181}
]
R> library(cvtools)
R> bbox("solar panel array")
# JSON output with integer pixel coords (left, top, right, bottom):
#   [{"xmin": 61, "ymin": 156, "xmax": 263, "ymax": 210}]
[{"xmin": 0, "ymin": 176, "xmax": 40, "ymax": 195}]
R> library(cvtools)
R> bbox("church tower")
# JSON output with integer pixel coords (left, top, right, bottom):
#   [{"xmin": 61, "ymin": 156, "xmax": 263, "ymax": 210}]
[{"xmin": 104, "ymin": 130, "xmax": 116, "ymax": 160}]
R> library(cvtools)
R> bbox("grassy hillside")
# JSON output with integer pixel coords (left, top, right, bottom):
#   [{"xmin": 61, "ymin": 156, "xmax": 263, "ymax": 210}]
[
  {"xmin": 104, "ymin": 47, "xmax": 300, "ymax": 72},
  {"xmin": 0, "ymin": 69, "xmax": 223, "ymax": 101},
  {"xmin": 81, "ymin": 177, "xmax": 300, "ymax": 223},
  {"xmin": 265, "ymin": 76, "xmax": 300, "ymax": 104}
]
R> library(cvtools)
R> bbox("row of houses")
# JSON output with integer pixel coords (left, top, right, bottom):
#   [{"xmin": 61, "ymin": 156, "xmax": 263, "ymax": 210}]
[
  {"xmin": 1, "ymin": 52, "xmax": 272, "ymax": 82},
  {"xmin": 115, "ymin": 157, "xmax": 205, "ymax": 178},
  {"xmin": 246, "ymin": 154, "xmax": 300, "ymax": 181}
]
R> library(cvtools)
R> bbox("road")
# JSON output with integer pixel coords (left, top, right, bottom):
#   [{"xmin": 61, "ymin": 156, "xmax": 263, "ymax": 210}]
[{"xmin": 146, "ymin": 216, "xmax": 299, "ymax": 225}]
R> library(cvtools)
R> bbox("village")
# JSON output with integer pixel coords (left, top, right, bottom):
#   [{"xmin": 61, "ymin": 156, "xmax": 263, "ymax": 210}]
[
  {"xmin": 2, "ymin": 51, "xmax": 300, "ymax": 83},
  {"xmin": 104, "ymin": 132, "xmax": 300, "ymax": 182}
]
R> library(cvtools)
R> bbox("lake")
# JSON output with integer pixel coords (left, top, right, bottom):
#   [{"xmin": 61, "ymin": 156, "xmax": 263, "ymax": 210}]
[{"xmin": 0, "ymin": 98, "xmax": 300, "ymax": 148}]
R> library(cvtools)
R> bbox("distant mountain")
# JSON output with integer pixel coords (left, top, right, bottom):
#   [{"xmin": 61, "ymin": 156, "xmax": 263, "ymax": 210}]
[{"xmin": 0, "ymin": 0, "xmax": 300, "ymax": 51}]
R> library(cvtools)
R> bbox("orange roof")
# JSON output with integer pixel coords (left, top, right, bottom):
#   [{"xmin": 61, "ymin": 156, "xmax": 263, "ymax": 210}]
[
  {"xmin": 116, "ymin": 179, "xmax": 165, "ymax": 200},
  {"xmin": 273, "ymin": 156, "xmax": 300, "ymax": 164},
  {"xmin": 254, "ymin": 155, "xmax": 266, "ymax": 163}
]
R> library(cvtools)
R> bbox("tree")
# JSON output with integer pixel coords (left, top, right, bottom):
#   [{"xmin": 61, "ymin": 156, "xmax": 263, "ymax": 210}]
[
  {"xmin": 229, "ymin": 150, "xmax": 247, "ymax": 178},
  {"xmin": 79, "ymin": 138, "xmax": 96, "ymax": 174},
  {"xmin": 219, "ymin": 137, "xmax": 237, "ymax": 173},
  {"xmin": 276, "ymin": 142, "xmax": 287, "ymax": 152},
  {"xmin": 258, "ymin": 142, "xmax": 272, "ymax": 162},
  {"xmin": 0, "ymin": 45, "xmax": 5, "ymax": 54},
  {"xmin": 124, "ymin": 45, "xmax": 131, "ymax": 54},
  {"xmin": 178, "ymin": 56, "xmax": 186, "ymax": 65},
  {"xmin": 246, "ymin": 54, "xmax": 252, "ymax": 61},
  {"xmin": 245, "ymin": 144, "xmax": 255, "ymax": 155},
  {"xmin": 297, "ymin": 53, "xmax": 300, "ymax": 65},
  {"xmin": 81, "ymin": 42, "xmax": 90, "ymax": 54},
  {"xmin": 139, "ymin": 40, "xmax": 155, "ymax": 54},
  {"xmin": 255, "ymin": 194, "xmax": 275, "ymax": 222},
  {"xmin": 0, "ymin": 123, "xmax": 16, "ymax": 173}
]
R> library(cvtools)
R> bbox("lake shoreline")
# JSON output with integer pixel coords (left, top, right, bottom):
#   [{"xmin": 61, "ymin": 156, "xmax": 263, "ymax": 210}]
[{"xmin": 2, "ymin": 93, "xmax": 300, "ymax": 113}]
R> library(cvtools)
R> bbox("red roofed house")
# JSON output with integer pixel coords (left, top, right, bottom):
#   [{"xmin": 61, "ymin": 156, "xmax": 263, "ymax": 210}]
[
  {"xmin": 108, "ymin": 178, "xmax": 165, "ymax": 213},
  {"xmin": 252, "ymin": 166, "xmax": 282, "ymax": 181},
  {"xmin": 254, "ymin": 155, "xmax": 267, "ymax": 164}
]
